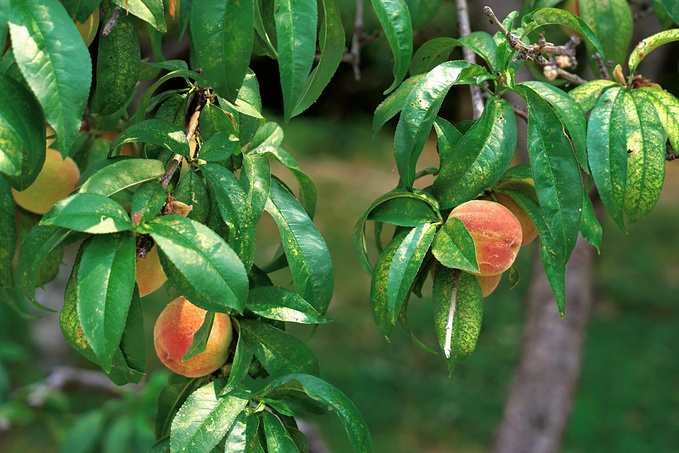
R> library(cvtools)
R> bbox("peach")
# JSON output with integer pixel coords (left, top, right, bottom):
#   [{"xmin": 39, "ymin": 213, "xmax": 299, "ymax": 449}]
[
  {"xmin": 135, "ymin": 244, "xmax": 168, "ymax": 297},
  {"xmin": 154, "ymin": 296, "xmax": 233, "ymax": 377},
  {"xmin": 12, "ymin": 148, "xmax": 80, "ymax": 214},
  {"xmin": 477, "ymin": 273, "xmax": 502, "ymax": 298},
  {"xmin": 493, "ymin": 193, "xmax": 538, "ymax": 245},
  {"xmin": 448, "ymin": 200, "xmax": 522, "ymax": 276}
]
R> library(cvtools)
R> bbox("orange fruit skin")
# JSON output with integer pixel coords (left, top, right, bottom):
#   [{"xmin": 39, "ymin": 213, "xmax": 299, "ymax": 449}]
[
  {"xmin": 493, "ymin": 193, "xmax": 538, "ymax": 246},
  {"xmin": 12, "ymin": 148, "xmax": 80, "ymax": 214},
  {"xmin": 154, "ymin": 297, "xmax": 233, "ymax": 378},
  {"xmin": 75, "ymin": 10, "xmax": 100, "ymax": 47},
  {"xmin": 477, "ymin": 273, "xmax": 502, "ymax": 298},
  {"xmin": 449, "ymin": 200, "xmax": 522, "ymax": 276},
  {"xmin": 135, "ymin": 245, "xmax": 168, "ymax": 297}
]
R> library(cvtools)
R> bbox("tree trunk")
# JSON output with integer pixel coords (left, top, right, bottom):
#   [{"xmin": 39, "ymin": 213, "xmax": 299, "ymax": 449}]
[{"xmin": 492, "ymin": 234, "xmax": 596, "ymax": 453}]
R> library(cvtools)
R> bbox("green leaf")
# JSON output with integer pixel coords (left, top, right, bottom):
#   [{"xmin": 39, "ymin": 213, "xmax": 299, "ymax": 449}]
[
  {"xmin": 275, "ymin": 0, "xmax": 318, "ymax": 120},
  {"xmin": 130, "ymin": 180, "xmax": 166, "ymax": 226},
  {"xmin": 433, "ymin": 117, "xmax": 461, "ymax": 162},
  {"xmin": 61, "ymin": 0, "xmax": 101, "ymax": 23},
  {"xmin": 174, "ymin": 171, "xmax": 209, "ymax": 223},
  {"xmin": 372, "ymin": 74, "xmax": 425, "ymax": 135},
  {"xmin": 580, "ymin": 191, "xmax": 602, "ymax": 253},
  {"xmin": 352, "ymin": 189, "xmax": 440, "ymax": 273},
  {"xmin": 245, "ymin": 413, "xmax": 266, "ymax": 452},
  {"xmin": 181, "ymin": 312, "xmax": 215, "ymax": 362},
  {"xmin": 249, "ymin": 122, "xmax": 284, "ymax": 150},
  {"xmin": 109, "ymin": 119, "xmax": 190, "ymax": 157},
  {"xmin": 61, "ymin": 410, "xmax": 106, "ymax": 453},
  {"xmin": 263, "ymin": 374, "xmax": 372, "ymax": 453},
  {"xmin": 586, "ymin": 86, "xmax": 627, "ymax": 230},
  {"xmin": 265, "ymin": 179, "xmax": 333, "ymax": 314},
  {"xmin": 246, "ymin": 286, "xmax": 332, "ymax": 324},
  {"xmin": 568, "ymin": 80, "xmax": 618, "ymax": 113},
  {"xmin": 394, "ymin": 60, "xmax": 476, "ymax": 189},
  {"xmin": 623, "ymin": 90, "xmax": 665, "ymax": 222},
  {"xmin": 578, "ymin": 0, "xmax": 633, "ymax": 67},
  {"xmin": 199, "ymin": 103, "xmax": 237, "ymax": 139},
  {"xmin": 370, "ymin": 229, "xmax": 406, "ymax": 338},
  {"xmin": 520, "ymin": 86, "xmax": 583, "ymax": 262},
  {"xmin": 519, "ymin": 81, "xmax": 589, "ymax": 174},
  {"xmin": 0, "ymin": 0, "xmax": 8, "ymax": 46},
  {"xmin": 432, "ymin": 265, "xmax": 482, "ymax": 374},
  {"xmin": 367, "ymin": 193, "xmax": 441, "ymax": 226},
  {"xmin": 224, "ymin": 411, "xmax": 248, "ymax": 451},
  {"xmin": 77, "ymin": 233, "xmax": 136, "ymax": 372},
  {"xmin": 262, "ymin": 412, "xmax": 299, "ymax": 452},
  {"xmin": 134, "ymin": 70, "xmax": 209, "ymax": 124},
  {"xmin": 0, "ymin": 76, "xmax": 45, "ymax": 187},
  {"xmin": 0, "ymin": 178, "xmax": 16, "ymax": 287},
  {"xmin": 119, "ymin": 287, "xmax": 146, "ymax": 372},
  {"xmin": 240, "ymin": 319, "xmax": 320, "ymax": 377},
  {"xmin": 432, "ymin": 96, "xmax": 517, "ymax": 209},
  {"xmin": 628, "ymin": 29, "xmax": 679, "ymax": 75},
  {"xmin": 201, "ymin": 164, "xmax": 256, "ymax": 271},
  {"xmin": 191, "ymin": 0, "xmax": 253, "ymax": 102},
  {"xmin": 155, "ymin": 375, "xmax": 206, "ymax": 439},
  {"xmin": 241, "ymin": 153, "xmax": 271, "ymax": 223},
  {"xmin": 431, "ymin": 217, "xmax": 479, "ymax": 273},
  {"xmin": 112, "ymin": 0, "xmax": 166, "ymax": 32},
  {"xmin": 457, "ymin": 32, "xmax": 499, "ymax": 72},
  {"xmin": 40, "ymin": 193, "xmax": 133, "ymax": 233},
  {"xmin": 148, "ymin": 216, "xmax": 249, "ymax": 313},
  {"xmin": 637, "ymin": 87, "xmax": 679, "ymax": 153},
  {"xmin": 79, "ymin": 158, "xmax": 165, "ymax": 196},
  {"xmin": 371, "ymin": 0, "xmax": 413, "ymax": 93},
  {"xmin": 9, "ymin": 0, "xmax": 92, "ymax": 157},
  {"xmin": 221, "ymin": 320, "xmax": 253, "ymax": 396},
  {"xmin": 102, "ymin": 416, "xmax": 135, "ymax": 453},
  {"xmin": 539, "ymin": 241, "xmax": 566, "ymax": 317},
  {"xmin": 661, "ymin": 0, "xmax": 679, "ymax": 25},
  {"xmin": 409, "ymin": 38, "xmax": 458, "ymax": 76},
  {"xmin": 170, "ymin": 382, "xmax": 250, "ymax": 453},
  {"xmin": 93, "ymin": 1, "xmax": 141, "ymax": 116},
  {"xmin": 199, "ymin": 133, "xmax": 239, "ymax": 163},
  {"xmin": 290, "ymin": 0, "xmax": 344, "ymax": 117}
]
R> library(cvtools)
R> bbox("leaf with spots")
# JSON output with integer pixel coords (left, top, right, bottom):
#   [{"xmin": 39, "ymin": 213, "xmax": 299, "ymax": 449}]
[
  {"xmin": 78, "ymin": 158, "xmax": 165, "ymax": 196},
  {"xmin": 372, "ymin": 73, "xmax": 425, "ymax": 135},
  {"xmin": 568, "ymin": 80, "xmax": 618, "ymax": 113},
  {"xmin": 578, "ymin": 0, "xmax": 633, "ymax": 68},
  {"xmin": 636, "ymin": 87, "xmax": 679, "ymax": 158},
  {"xmin": 431, "ymin": 217, "xmax": 479, "ymax": 273},
  {"xmin": 628, "ymin": 28, "xmax": 679, "ymax": 75},
  {"xmin": 371, "ymin": 0, "xmax": 412, "ymax": 93},
  {"xmin": 262, "ymin": 412, "xmax": 299, "ymax": 452},
  {"xmin": 112, "ymin": 0, "xmax": 166, "ymax": 32},
  {"xmin": 40, "ymin": 193, "xmax": 133, "ymax": 234}
]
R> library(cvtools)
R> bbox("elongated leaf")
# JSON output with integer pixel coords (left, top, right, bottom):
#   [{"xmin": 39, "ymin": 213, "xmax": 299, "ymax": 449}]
[
  {"xmin": 18, "ymin": 225, "xmax": 71, "ymax": 305},
  {"xmin": 264, "ymin": 374, "xmax": 372, "ymax": 453},
  {"xmin": 0, "ymin": 76, "xmax": 44, "ymax": 187},
  {"xmin": 568, "ymin": 80, "xmax": 618, "ymax": 113},
  {"xmin": 79, "ymin": 158, "xmax": 165, "ymax": 196},
  {"xmin": 181, "ymin": 312, "xmax": 215, "ymax": 362},
  {"xmin": 394, "ymin": 60, "xmax": 473, "ymax": 188},
  {"xmin": 371, "ymin": 0, "xmax": 413, "ymax": 93},
  {"xmin": 61, "ymin": 410, "xmax": 106, "ymax": 453},
  {"xmin": 134, "ymin": 69, "xmax": 209, "ymax": 124},
  {"xmin": 130, "ymin": 180, "xmax": 166, "ymax": 226},
  {"xmin": 93, "ymin": 1, "xmax": 140, "ymax": 116},
  {"xmin": 0, "ymin": 0, "xmax": 8, "ymax": 46},
  {"xmin": 245, "ymin": 413, "xmax": 266, "ymax": 452},
  {"xmin": 521, "ymin": 8, "xmax": 605, "ymax": 58},
  {"xmin": 433, "ymin": 117, "xmax": 461, "ymax": 163},
  {"xmin": 661, "ymin": 0, "xmax": 679, "ymax": 25},
  {"xmin": 201, "ymin": 164, "xmax": 256, "ymax": 271},
  {"xmin": 112, "ymin": 0, "xmax": 166, "ymax": 32},
  {"xmin": 262, "ymin": 412, "xmax": 299, "ymax": 452},
  {"xmin": 370, "ymin": 229, "xmax": 406, "ymax": 338},
  {"xmin": 431, "ymin": 217, "xmax": 479, "ymax": 273},
  {"xmin": 290, "ymin": 0, "xmax": 344, "ymax": 117},
  {"xmin": 457, "ymin": 32, "xmax": 498, "ymax": 72},
  {"xmin": 246, "ymin": 286, "xmax": 331, "ymax": 324},
  {"xmin": 352, "ymin": 189, "xmax": 439, "ymax": 273},
  {"xmin": 373, "ymin": 74, "xmax": 425, "ymax": 134},
  {"xmin": 0, "ymin": 178, "xmax": 16, "ymax": 287},
  {"xmin": 109, "ymin": 119, "xmax": 190, "ymax": 156},
  {"xmin": 628, "ymin": 28, "xmax": 679, "ymax": 75},
  {"xmin": 240, "ymin": 319, "xmax": 320, "ymax": 377},
  {"xmin": 191, "ymin": 0, "xmax": 253, "ymax": 102},
  {"xmin": 119, "ymin": 287, "xmax": 146, "ymax": 372},
  {"xmin": 409, "ymin": 37, "xmax": 460, "ymax": 76},
  {"xmin": 198, "ymin": 133, "xmax": 239, "ymax": 163},
  {"xmin": 587, "ymin": 86, "xmax": 627, "ymax": 230},
  {"xmin": 520, "ymin": 81, "xmax": 589, "ymax": 174},
  {"xmin": 636, "ymin": 87, "xmax": 679, "ymax": 153},
  {"xmin": 432, "ymin": 96, "xmax": 517, "ymax": 209},
  {"xmin": 580, "ymin": 191, "xmax": 602, "ymax": 253},
  {"xmin": 174, "ymin": 171, "xmax": 209, "ymax": 223},
  {"xmin": 155, "ymin": 375, "xmax": 206, "ymax": 439},
  {"xmin": 40, "ymin": 193, "xmax": 133, "ymax": 233},
  {"xmin": 265, "ymin": 179, "xmax": 333, "ymax": 314},
  {"xmin": 224, "ymin": 412, "xmax": 248, "ymax": 451},
  {"xmin": 623, "ymin": 90, "xmax": 665, "ymax": 222},
  {"xmin": 520, "ymin": 86, "xmax": 583, "ymax": 261},
  {"xmin": 432, "ymin": 265, "xmax": 482, "ymax": 374},
  {"xmin": 148, "ymin": 216, "xmax": 249, "ymax": 313},
  {"xmin": 61, "ymin": 0, "xmax": 101, "ymax": 23},
  {"xmin": 276, "ymin": 0, "xmax": 317, "ymax": 120},
  {"xmin": 170, "ymin": 382, "xmax": 250, "ymax": 453},
  {"xmin": 77, "ymin": 233, "xmax": 136, "ymax": 372},
  {"xmin": 241, "ymin": 153, "xmax": 271, "ymax": 222},
  {"xmin": 221, "ymin": 321, "xmax": 252, "ymax": 395},
  {"xmin": 578, "ymin": 0, "xmax": 633, "ymax": 67},
  {"xmin": 367, "ymin": 195, "xmax": 441, "ymax": 226},
  {"xmin": 9, "ymin": 0, "xmax": 92, "ymax": 156}
]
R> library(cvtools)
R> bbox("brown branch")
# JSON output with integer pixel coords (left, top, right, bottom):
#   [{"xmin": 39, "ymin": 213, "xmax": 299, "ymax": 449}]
[
  {"xmin": 513, "ymin": 106, "xmax": 529, "ymax": 122},
  {"xmin": 102, "ymin": 6, "xmax": 122, "ymax": 37},
  {"xmin": 350, "ymin": 0, "xmax": 364, "ymax": 81},
  {"xmin": 592, "ymin": 54, "xmax": 611, "ymax": 80},
  {"xmin": 457, "ymin": 0, "xmax": 484, "ymax": 119}
]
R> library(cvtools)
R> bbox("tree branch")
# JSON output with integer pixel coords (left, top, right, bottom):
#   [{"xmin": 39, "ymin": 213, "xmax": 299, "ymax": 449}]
[
  {"xmin": 102, "ymin": 6, "xmax": 122, "ymax": 37},
  {"xmin": 350, "ymin": 0, "xmax": 365, "ymax": 81},
  {"xmin": 457, "ymin": 0, "xmax": 484, "ymax": 119}
]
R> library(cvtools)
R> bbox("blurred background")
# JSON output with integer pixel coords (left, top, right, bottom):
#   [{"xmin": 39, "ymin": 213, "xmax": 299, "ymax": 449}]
[{"xmin": 2, "ymin": 0, "xmax": 679, "ymax": 451}]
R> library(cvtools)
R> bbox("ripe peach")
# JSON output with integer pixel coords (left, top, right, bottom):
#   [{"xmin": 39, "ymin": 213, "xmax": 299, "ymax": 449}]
[
  {"xmin": 493, "ymin": 193, "xmax": 538, "ymax": 245},
  {"xmin": 135, "ymin": 245, "xmax": 168, "ymax": 297},
  {"xmin": 12, "ymin": 148, "xmax": 80, "ymax": 214},
  {"xmin": 477, "ymin": 273, "xmax": 502, "ymax": 298},
  {"xmin": 154, "ymin": 296, "xmax": 233, "ymax": 378},
  {"xmin": 448, "ymin": 200, "xmax": 522, "ymax": 276},
  {"xmin": 75, "ymin": 10, "xmax": 100, "ymax": 47}
]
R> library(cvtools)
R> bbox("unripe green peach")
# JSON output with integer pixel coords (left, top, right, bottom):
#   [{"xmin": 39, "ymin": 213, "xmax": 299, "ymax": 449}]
[
  {"xmin": 12, "ymin": 148, "xmax": 80, "ymax": 214},
  {"xmin": 75, "ymin": 10, "xmax": 100, "ymax": 47},
  {"xmin": 493, "ymin": 193, "xmax": 538, "ymax": 246},
  {"xmin": 448, "ymin": 200, "xmax": 522, "ymax": 276},
  {"xmin": 477, "ymin": 273, "xmax": 502, "ymax": 298},
  {"xmin": 135, "ymin": 245, "xmax": 168, "ymax": 297},
  {"xmin": 154, "ymin": 297, "xmax": 233, "ymax": 378}
]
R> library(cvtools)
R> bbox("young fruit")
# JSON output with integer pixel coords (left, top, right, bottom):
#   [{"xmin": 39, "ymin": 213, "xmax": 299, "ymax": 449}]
[
  {"xmin": 493, "ymin": 193, "xmax": 538, "ymax": 246},
  {"xmin": 477, "ymin": 273, "xmax": 502, "ymax": 298},
  {"xmin": 12, "ymin": 148, "xmax": 80, "ymax": 214},
  {"xmin": 75, "ymin": 10, "xmax": 100, "ymax": 47},
  {"xmin": 135, "ymin": 245, "xmax": 168, "ymax": 297},
  {"xmin": 449, "ymin": 200, "xmax": 522, "ymax": 276},
  {"xmin": 154, "ymin": 297, "xmax": 233, "ymax": 378}
]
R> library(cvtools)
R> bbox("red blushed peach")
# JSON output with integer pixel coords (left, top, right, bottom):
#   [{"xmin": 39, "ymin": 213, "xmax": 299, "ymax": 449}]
[
  {"xmin": 449, "ymin": 200, "xmax": 522, "ymax": 276},
  {"xmin": 135, "ymin": 245, "xmax": 168, "ymax": 297},
  {"xmin": 493, "ymin": 193, "xmax": 538, "ymax": 245},
  {"xmin": 477, "ymin": 273, "xmax": 502, "ymax": 298},
  {"xmin": 154, "ymin": 297, "xmax": 233, "ymax": 378}
]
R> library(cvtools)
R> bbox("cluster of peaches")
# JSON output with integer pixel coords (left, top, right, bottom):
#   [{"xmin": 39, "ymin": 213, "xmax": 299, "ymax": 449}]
[{"xmin": 13, "ymin": 129, "xmax": 231, "ymax": 378}]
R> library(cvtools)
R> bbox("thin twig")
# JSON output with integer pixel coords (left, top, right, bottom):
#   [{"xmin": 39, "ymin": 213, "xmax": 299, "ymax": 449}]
[
  {"xmin": 350, "ymin": 0, "xmax": 364, "ymax": 81},
  {"xmin": 444, "ymin": 270, "xmax": 460, "ymax": 358},
  {"xmin": 457, "ymin": 0, "xmax": 484, "ymax": 119},
  {"xmin": 513, "ymin": 106, "xmax": 529, "ymax": 122},
  {"xmin": 102, "ymin": 6, "xmax": 122, "ymax": 37},
  {"xmin": 592, "ymin": 54, "xmax": 611, "ymax": 80}
]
